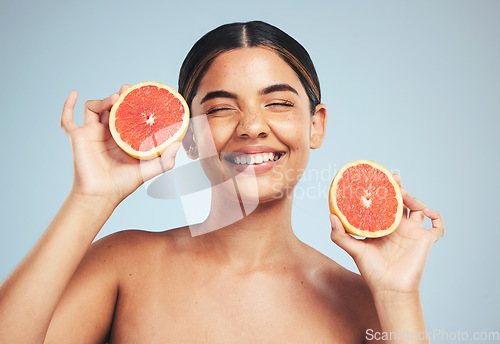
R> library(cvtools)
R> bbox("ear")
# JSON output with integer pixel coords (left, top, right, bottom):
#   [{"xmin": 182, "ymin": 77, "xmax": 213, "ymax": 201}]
[
  {"xmin": 182, "ymin": 123, "xmax": 199, "ymax": 159},
  {"xmin": 310, "ymin": 104, "xmax": 327, "ymax": 149}
]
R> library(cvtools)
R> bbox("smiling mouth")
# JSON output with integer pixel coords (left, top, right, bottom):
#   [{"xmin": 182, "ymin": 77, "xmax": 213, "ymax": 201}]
[{"xmin": 223, "ymin": 152, "xmax": 285, "ymax": 165}]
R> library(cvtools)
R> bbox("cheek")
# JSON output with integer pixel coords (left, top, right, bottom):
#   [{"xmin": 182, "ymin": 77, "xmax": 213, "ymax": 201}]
[
  {"xmin": 270, "ymin": 115, "xmax": 311, "ymax": 149},
  {"xmin": 191, "ymin": 115, "xmax": 227, "ymax": 159},
  {"xmin": 209, "ymin": 120, "xmax": 236, "ymax": 149}
]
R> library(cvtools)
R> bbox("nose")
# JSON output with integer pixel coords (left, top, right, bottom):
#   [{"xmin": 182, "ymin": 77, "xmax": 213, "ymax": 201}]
[{"xmin": 235, "ymin": 109, "xmax": 270, "ymax": 139}]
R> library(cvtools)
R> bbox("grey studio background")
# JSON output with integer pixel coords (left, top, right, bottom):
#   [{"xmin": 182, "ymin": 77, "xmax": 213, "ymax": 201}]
[{"xmin": 1, "ymin": 0, "xmax": 499, "ymax": 342}]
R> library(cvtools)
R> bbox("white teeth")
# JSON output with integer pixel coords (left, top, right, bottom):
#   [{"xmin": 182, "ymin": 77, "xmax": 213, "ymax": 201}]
[{"xmin": 232, "ymin": 152, "xmax": 281, "ymax": 165}]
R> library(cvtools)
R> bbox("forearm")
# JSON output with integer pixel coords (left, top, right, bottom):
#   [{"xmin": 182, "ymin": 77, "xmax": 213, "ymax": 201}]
[
  {"xmin": 0, "ymin": 192, "xmax": 116, "ymax": 343},
  {"xmin": 373, "ymin": 291, "xmax": 430, "ymax": 344}
]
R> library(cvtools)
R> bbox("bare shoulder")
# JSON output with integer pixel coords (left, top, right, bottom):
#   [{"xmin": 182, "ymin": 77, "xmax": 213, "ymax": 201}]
[
  {"xmin": 298, "ymin": 245, "xmax": 381, "ymax": 337},
  {"xmin": 89, "ymin": 226, "xmax": 192, "ymax": 270},
  {"xmin": 45, "ymin": 227, "xmax": 191, "ymax": 343}
]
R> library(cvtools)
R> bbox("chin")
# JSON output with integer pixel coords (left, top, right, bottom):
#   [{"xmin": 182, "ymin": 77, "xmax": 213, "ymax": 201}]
[{"xmin": 236, "ymin": 179, "xmax": 295, "ymax": 205}]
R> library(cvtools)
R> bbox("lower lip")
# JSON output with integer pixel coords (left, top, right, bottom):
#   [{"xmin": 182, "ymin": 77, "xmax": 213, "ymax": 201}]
[{"xmin": 226, "ymin": 157, "xmax": 282, "ymax": 174}]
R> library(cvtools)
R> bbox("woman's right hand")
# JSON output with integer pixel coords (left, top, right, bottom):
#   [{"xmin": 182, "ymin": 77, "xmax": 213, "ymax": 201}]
[{"xmin": 60, "ymin": 84, "xmax": 180, "ymax": 206}]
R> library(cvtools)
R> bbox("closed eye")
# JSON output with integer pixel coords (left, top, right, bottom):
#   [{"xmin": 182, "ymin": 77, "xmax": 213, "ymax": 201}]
[
  {"xmin": 266, "ymin": 101, "xmax": 294, "ymax": 110},
  {"xmin": 268, "ymin": 102, "xmax": 293, "ymax": 107},
  {"xmin": 206, "ymin": 107, "xmax": 237, "ymax": 115}
]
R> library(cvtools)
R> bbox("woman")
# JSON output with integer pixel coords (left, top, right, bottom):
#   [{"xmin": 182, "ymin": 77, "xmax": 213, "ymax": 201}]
[{"xmin": 0, "ymin": 21, "xmax": 444, "ymax": 343}]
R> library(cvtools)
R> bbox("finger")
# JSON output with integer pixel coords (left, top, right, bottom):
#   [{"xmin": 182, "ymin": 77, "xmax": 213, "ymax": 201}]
[
  {"xmin": 139, "ymin": 142, "xmax": 181, "ymax": 182},
  {"xmin": 100, "ymin": 110, "xmax": 111, "ymax": 125},
  {"xmin": 393, "ymin": 173, "xmax": 402, "ymax": 187},
  {"xmin": 101, "ymin": 87, "xmax": 126, "ymax": 124},
  {"xmin": 100, "ymin": 93, "xmax": 120, "ymax": 125},
  {"xmin": 409, "ymin": 209, "xmax": 425, "ymax": 222},
  {"xmin": 329, "ymin": 214, "xmax": 364, "ymax": 260},
  {"xmin": 100, "ymin": 85, "xmax": 129, "ymax": 124},
  {"xmin": 401, "ymin": 186, "xmax": 426, "ymax": 212},
  {"xmin": 423, "ymin": 208, "xmax": 445, "ymax": 242},
  {"xmin": 60, "ymin": 90, "xmax": 79, "ymax": 135},
  {"xmin": 119, "ymin": 84, "xmax": 130, "ymax": 95},
  {"xmin": 393, "ymin": 174, "xmax": 409, "ymax": 217},
  {"xmin": 83, "ymin": 93, "xmax": 118, "ymax": 126}
]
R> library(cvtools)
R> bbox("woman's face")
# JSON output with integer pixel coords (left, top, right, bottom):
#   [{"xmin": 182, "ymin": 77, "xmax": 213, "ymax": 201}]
[{"xmin": 188, "ymin": 47, "xmax": 326, "ymax": 203}]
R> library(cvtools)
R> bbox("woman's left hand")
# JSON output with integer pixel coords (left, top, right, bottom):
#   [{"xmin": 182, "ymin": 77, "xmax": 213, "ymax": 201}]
[{"xmin": 329, "ymin": 175, "xmax": 445, "ymax": 299}]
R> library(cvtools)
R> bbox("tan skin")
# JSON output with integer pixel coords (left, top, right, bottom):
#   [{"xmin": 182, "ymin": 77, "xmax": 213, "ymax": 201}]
[{"xmin": 0, "ymin": 47, "xmax": 444, "ymax": 343}]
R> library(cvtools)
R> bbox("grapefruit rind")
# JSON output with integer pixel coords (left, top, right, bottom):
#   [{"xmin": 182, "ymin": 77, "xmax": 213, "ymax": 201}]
[
  {"xmin": 109, "ymin": 81, "xmax": 190, "ymax": 160},
  {"xmin": 329, "ymin": 160, "xmax": 403, "ymax": 238}
]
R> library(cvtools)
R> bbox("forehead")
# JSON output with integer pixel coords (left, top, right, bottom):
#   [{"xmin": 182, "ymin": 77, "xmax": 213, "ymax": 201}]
[{"xmin": 195, "ymin": 47, "xmax": 306, "ymax": 98}]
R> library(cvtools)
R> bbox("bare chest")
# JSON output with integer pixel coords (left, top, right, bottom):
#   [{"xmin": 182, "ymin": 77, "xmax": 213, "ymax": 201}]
[{"xmin": 108, "ymin": 269, "xmax": 363, "ymax": 343}]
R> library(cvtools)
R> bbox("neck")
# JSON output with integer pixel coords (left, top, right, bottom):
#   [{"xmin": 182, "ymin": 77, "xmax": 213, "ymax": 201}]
[{"xmin": 190, "ymin": 189, "xmax": 301, "ymax": 271}]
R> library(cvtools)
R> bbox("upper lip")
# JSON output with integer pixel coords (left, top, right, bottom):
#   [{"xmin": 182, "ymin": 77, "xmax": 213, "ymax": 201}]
[{"xmin": 231, "ymin": 145, "xmax": 285, "ymax": 155}]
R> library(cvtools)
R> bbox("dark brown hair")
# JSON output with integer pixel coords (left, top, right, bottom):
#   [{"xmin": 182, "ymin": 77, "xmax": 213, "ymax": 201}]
[{"xmin": 178, "ymin": 21, "xmax": 321, "ymax": 115}]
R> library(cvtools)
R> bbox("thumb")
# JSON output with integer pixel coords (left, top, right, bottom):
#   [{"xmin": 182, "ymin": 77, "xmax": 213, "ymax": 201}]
[
  {"xmin": 139, "ymin": 142, "xmax": 181, "ymax": 182},
  {"xmin": 329, "ymin": 214, "xmax": 364, "ymax": 260}
]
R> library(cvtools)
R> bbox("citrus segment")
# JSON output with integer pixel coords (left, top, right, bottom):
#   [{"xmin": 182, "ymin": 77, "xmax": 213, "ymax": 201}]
[
  {"xmin": 109, "ymin": 81, "xmax": 189, "ymax": 160},
  {"xmin": 329, "ymin": 160, "xmax": 403, "ymax": 238}
]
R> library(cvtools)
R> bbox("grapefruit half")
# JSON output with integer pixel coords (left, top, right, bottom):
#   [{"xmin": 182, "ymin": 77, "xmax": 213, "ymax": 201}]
[
  {"xmin": 109, "ymin": 81, "xmax": 189, "ymax": 160},
  {"xmin": 329, "ymin": 160, "xmax": 403, "ymax": 238}
]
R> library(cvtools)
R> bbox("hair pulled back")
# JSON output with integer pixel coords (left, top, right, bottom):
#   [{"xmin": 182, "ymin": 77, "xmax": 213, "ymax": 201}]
[{"xmin": 178, "ymin": 21, "xmax": 321, "ymax": 115}]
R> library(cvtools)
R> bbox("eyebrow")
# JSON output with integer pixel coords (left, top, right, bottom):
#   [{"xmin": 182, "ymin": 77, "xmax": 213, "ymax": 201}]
[
  {"xmin": 260, "ymin": 83, "xmax": 298, "ymax": 96},
  {"xmin": 199, "ymin": 83, "xmax": 299, "ymax": 105},
  {"xmin": 200, "ymin": 90, "xmax": 237, "ymax": 104}
]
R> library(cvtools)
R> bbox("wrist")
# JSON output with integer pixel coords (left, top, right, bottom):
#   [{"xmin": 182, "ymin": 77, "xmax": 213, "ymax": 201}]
[
  {"xmin": 372, "ymin": 289, "xmax": 421, "ymax": 306},
  {"xmin": 54, "ymin": 190, "xmax": 118, "ymax": 243},
  {"xmin": 67, "ymin": 188, "xmax": 118, "ymax": 213},
  {"xmin": 70, "ymin": 175, "xmax": 135, "ymax": 207},
  {"xmin": 372, "ymin": 290, "xmax": 428, "ymax": 343}
]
